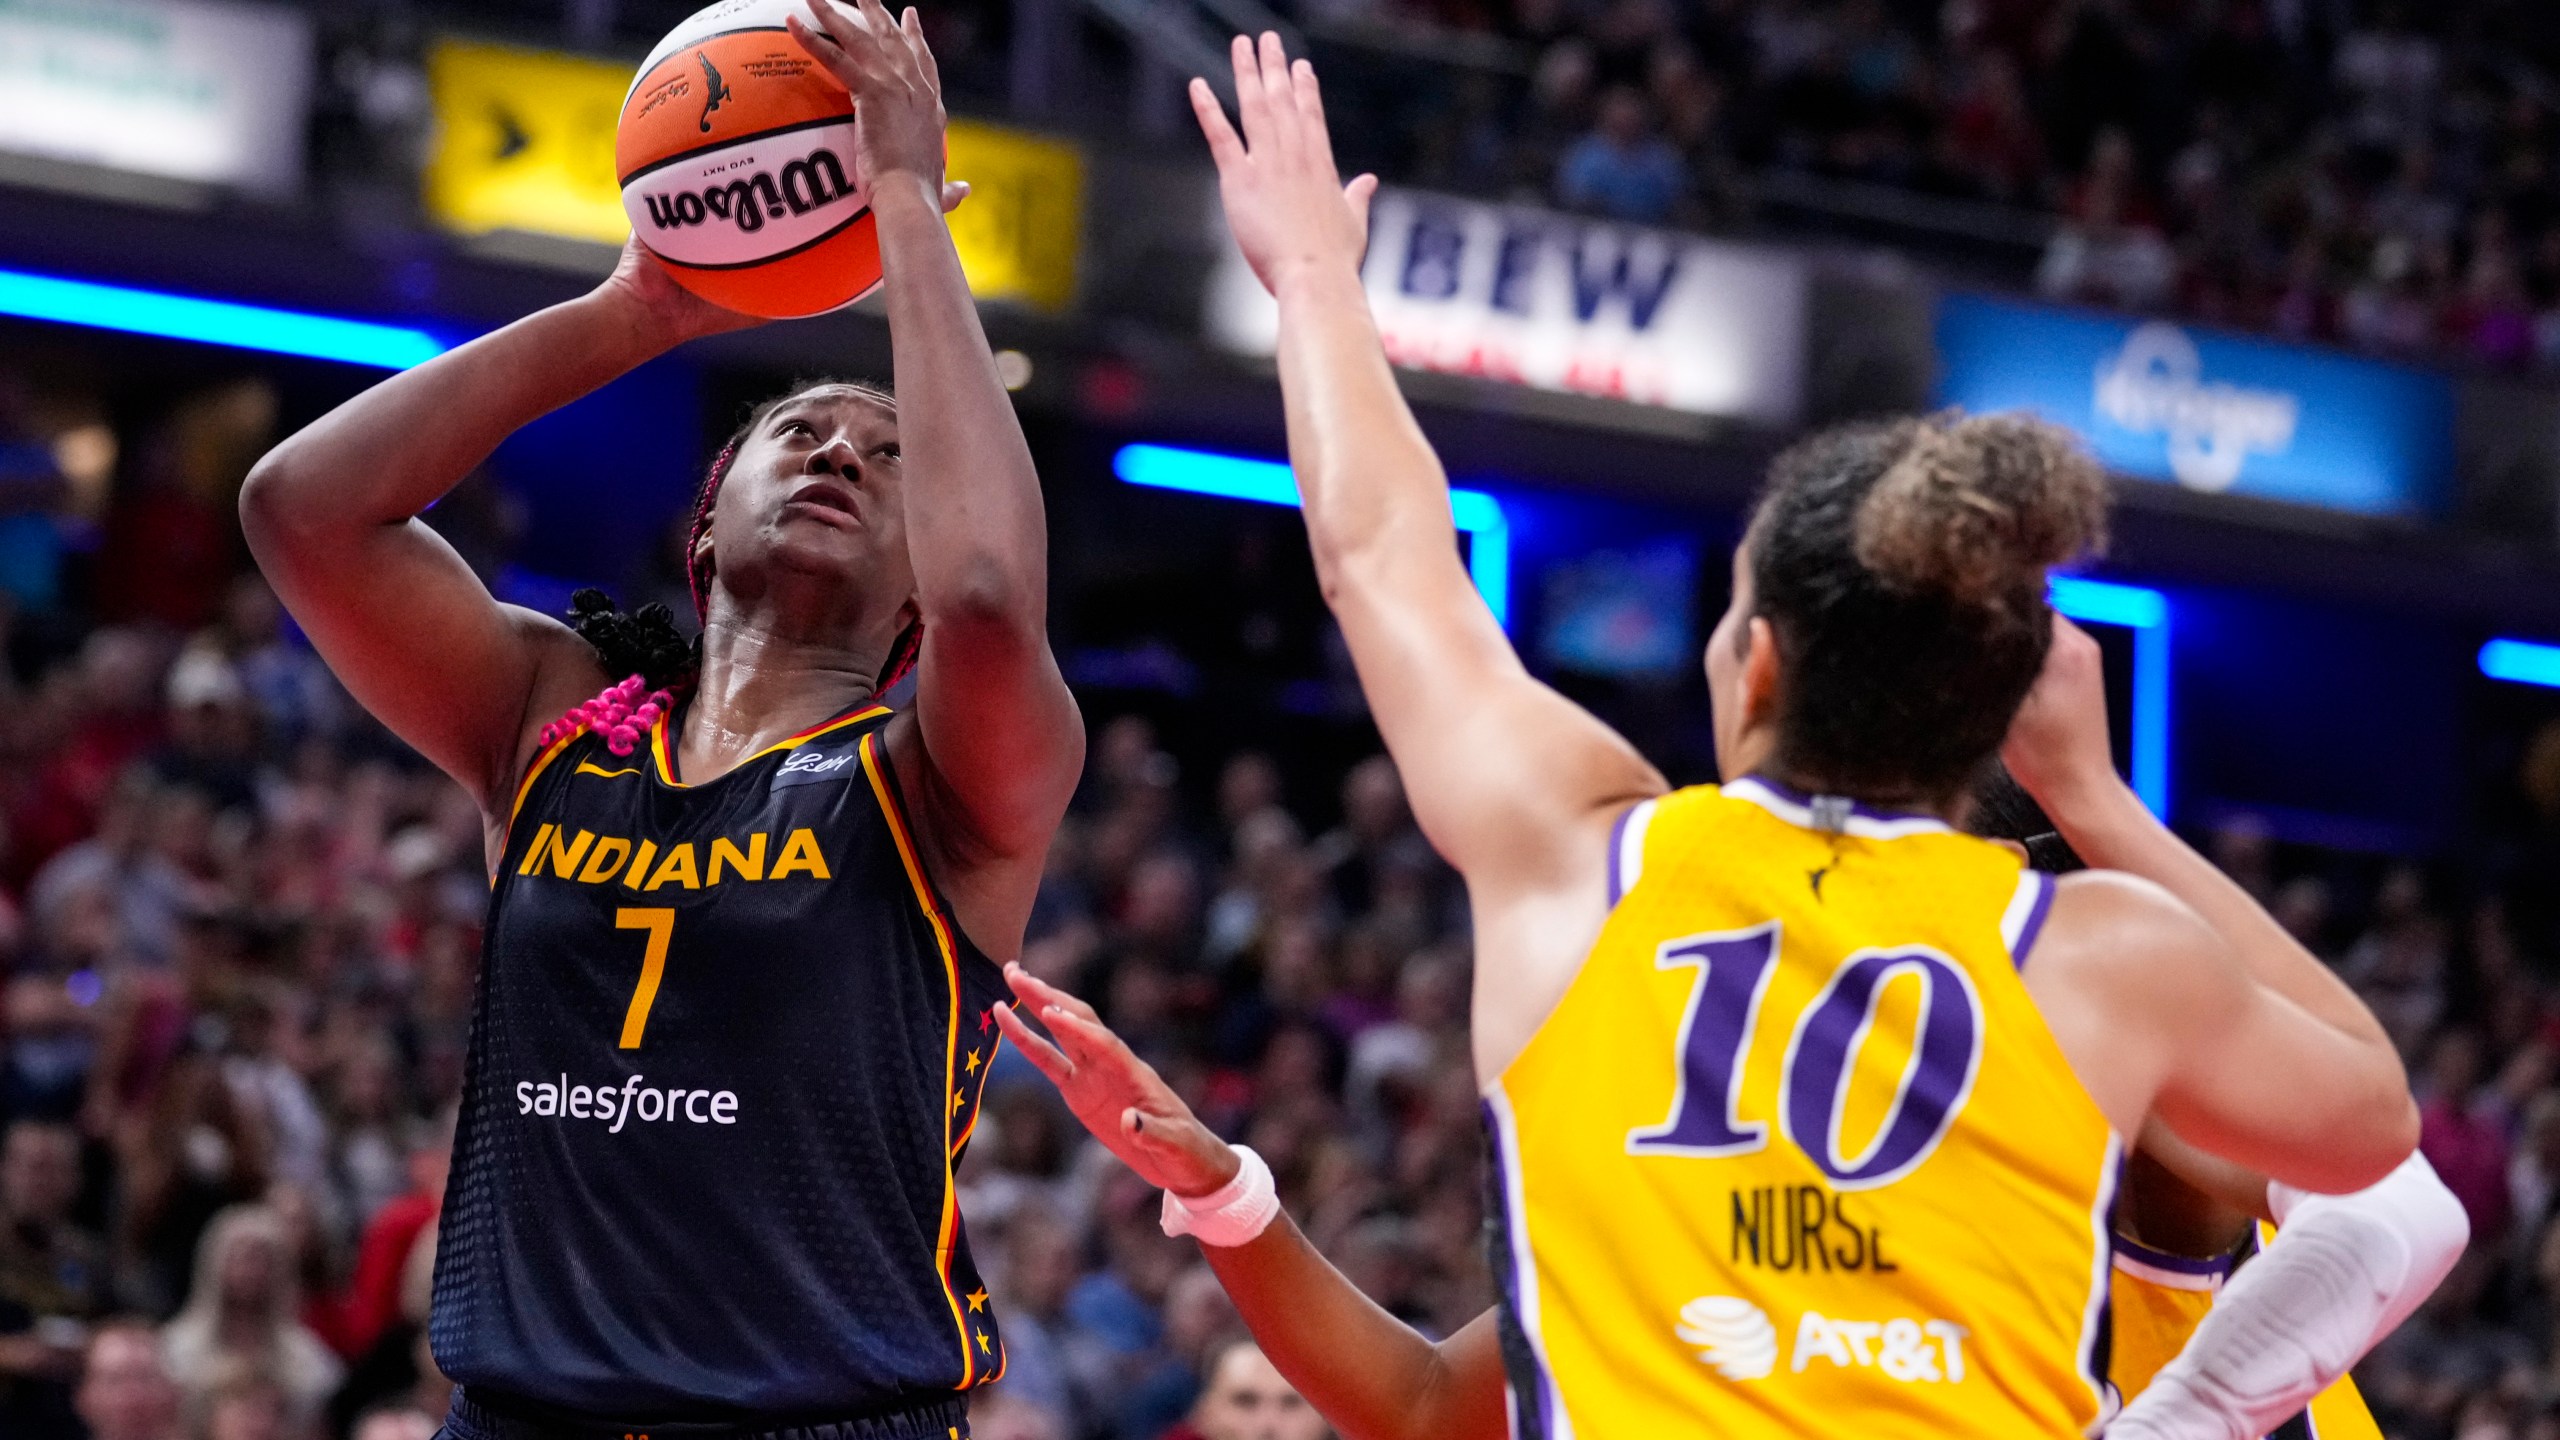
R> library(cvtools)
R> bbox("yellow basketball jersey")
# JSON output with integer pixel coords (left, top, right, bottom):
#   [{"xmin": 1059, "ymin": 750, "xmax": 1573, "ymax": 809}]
[
  {"xmin": 2110, "ymin": 1228, "xmax": 2386, "ymax": 1440},
  {"xmin": 1485, "ymin": 779, "xmax": 2122, "ymax": 1440}
]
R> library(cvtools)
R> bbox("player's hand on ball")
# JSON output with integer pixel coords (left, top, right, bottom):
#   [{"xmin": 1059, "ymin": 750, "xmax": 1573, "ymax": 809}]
[
  {"xmin": 789, "ymin": 0, "xmax": 957, "ymax": 210},
  {"xmin": 2001, "ymin": 616, "xmax": 2122, "ymax": 811},
  {"xmin": 600, "ymin": 238, "xmax": 767, "ymax": 343},
  {"xmin": 993, "ymin": 963, "xmax": 1245, "ymax": 1200},
  {"xmin": 1192, "ymin": 33, "xmax": 1379, "ymax": 296}
]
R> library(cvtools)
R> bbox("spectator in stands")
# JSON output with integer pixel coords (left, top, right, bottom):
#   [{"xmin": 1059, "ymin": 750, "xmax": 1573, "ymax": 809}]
[
  {"xmin": 74, "ymin": 1320, "xmax": 181, "ymax": 1440},
  {"xmin": 1555, "ymin": 85, "xmax": 1687, "ymax": 222},
  {"xmin": 160, "ymin": 1205, "xmax": 342, "ymax": 1430},
  {"xmin": 1165, "ymin": 1338, "xmax": 1329, "ymax": 1440}
]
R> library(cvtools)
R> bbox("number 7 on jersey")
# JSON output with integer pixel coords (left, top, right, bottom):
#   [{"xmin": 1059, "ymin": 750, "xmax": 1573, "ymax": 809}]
[{"xmin": 615, "ymin": 907, "xmax": 676, "ymax": 1049}]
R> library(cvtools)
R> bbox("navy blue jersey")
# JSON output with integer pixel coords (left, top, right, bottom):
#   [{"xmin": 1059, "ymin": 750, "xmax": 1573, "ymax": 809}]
[{"xmin": 431, "ymin": 700, "xmax": 1007, "ymax": 1422}]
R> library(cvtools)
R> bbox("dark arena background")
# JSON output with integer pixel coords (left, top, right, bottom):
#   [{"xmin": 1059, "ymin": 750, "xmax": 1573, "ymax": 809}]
[{"xmin": 0, "ymin": 1, "xmax": 2555, "ymax": 1438}]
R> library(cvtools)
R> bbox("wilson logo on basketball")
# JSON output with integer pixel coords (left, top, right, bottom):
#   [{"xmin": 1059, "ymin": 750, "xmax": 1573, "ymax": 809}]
[{"xmin": 643, "ymin": 149, "xmax": 858, "ymax": 237}]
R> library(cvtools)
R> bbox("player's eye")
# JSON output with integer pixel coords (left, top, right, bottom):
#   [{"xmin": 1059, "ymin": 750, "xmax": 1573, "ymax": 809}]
[
  {"xmin": 777, "ymin": 419, "xmax": 814, "ymax": 439},
  {"xmin": 873, "ymin": 443, "xmax": 901, "ymax": 461}
]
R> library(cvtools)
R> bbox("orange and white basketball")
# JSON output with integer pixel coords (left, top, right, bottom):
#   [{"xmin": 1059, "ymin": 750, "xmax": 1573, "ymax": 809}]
[{"xmin": 617, "ymin": 0, "xmax": 877, "ymax": 318}]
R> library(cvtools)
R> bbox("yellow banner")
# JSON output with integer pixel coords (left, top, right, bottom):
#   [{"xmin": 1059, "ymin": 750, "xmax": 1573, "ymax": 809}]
[
  {"xmin": 424, "ymin": 37, "xmax": 630, "ymax": 244},
  {"xmin": 423, "ymin": 38, "xmax": 1085, "ymax": 311},
  {"xmin": 946, "ymin": 118, "xmax": 1084, "ymax": 313}
]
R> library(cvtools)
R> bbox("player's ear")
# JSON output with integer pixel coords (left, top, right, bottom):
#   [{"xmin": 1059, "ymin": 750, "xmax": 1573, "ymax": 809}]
[{"xmin": 1740, "ymin": 615, "xmax": 1782, "ymax": 731}]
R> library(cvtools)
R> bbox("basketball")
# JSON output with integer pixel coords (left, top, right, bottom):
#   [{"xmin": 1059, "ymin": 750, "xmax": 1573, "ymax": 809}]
[{"xmin": 617, "ymin": 0, "xmax": 878, "ymax": 318}]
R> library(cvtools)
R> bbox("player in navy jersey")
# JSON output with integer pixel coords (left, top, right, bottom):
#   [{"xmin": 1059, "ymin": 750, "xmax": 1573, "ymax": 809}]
[{"xmin": 237, "ymin": 3, "xmax": 1082, "ymax": 1437}]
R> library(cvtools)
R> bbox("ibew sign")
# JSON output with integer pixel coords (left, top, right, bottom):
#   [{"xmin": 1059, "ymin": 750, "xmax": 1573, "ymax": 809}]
[
  {"xmin": 1935, "ymin": 294, "xmax": 2450, "ymax": 517},
  {"xmin": 1207, "ymin": 187, "xmax": 1805, "ymax": 424}
]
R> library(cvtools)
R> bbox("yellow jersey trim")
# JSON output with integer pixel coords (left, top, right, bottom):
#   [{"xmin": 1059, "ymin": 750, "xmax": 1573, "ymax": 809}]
[
  {"xmin": 648, "ymin": 702, "xmax": 893, "ymax": 788},
  {"xmin": 858, "ymin": 730, "xmax": 979, "ymax": 1389}
]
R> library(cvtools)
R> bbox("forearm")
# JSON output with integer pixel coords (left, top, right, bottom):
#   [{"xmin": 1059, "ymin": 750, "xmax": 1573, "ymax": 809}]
[
  {"xmin": 246, "ymin": 287, "xmax": 678, "ymax": 537},
  {"xmin": 2111, "ymin": 1153, "xmax": 2467, "ymax": 1440},
  {"xmin": 1203, "ymin": 1213, "xmax": 1504, "ymax": 1440},
  {"xmin": 872, "ymin": 177, "xmax": 1047, "ymax": 626},
  {"xmin": 1272, "ymin": 261, "xmax": 1471, "ymax": 602},
  {"xmin": 2043, "ymin": 774, "xmax": 2388, "ymax": 1046}
]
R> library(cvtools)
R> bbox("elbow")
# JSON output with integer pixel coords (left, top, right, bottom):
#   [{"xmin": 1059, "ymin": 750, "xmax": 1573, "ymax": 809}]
[
  {"xmin": 922, "ymin": 558, "xmax": 1044, "ymax": 632},
  {"xmin": 237, "ymin": 448, "xmax": 310, "ymax": 554}
]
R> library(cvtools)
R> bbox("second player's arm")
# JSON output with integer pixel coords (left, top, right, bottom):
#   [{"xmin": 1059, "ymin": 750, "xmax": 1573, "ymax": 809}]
[
  {"xmin": 1195, "ymin": 38, "xmax": 1661, "ymax": 907},
  {"xmin": 992, "ymin": 967, "xmax": 1506, "ymax": 1440}
]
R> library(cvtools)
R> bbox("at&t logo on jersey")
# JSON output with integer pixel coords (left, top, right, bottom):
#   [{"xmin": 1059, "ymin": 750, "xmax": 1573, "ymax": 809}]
[
  {"xmin": 1676, "ymin": 1296, "xmax": 1778, "ymax": 1380},
  {"xmin": 1677, "ymin": 1297, "xmax": 1969, "ymax": 1385}
]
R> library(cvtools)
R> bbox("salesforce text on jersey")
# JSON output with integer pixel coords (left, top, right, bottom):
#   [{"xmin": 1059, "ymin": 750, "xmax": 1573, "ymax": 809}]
[{"xmin": 517, "ymin": 1073, "xmax": 738, "ymax": 1132}]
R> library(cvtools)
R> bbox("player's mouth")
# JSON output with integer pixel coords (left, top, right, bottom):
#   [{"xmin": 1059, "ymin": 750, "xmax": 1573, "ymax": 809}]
[{"xmin": 782, "ymin": 481, "xmax": 860, "ymax": 528}]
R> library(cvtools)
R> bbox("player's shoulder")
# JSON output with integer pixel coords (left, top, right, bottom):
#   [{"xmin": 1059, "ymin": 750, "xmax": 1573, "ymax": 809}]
[{"xmin": 2035, "ymin": 869, "xmax": 2238, "ymax": 1007}]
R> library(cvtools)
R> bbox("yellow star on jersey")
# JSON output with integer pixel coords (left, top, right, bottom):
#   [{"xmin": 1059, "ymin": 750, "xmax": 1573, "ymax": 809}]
[
  {"xmin": 967, "ymin": 1288, "xmax": 989, "ymax": 1313},
  {"xmin": 975, "ymin": 1328, "xmax": 993, "ymax": 1356},
  {"xmin": 950, "ymin": 1090, "xmax": 965, "ymax": 1116},
  {"xmin": 964, "ymin": 1048, "xmax": 982, "ymax": 1075}
]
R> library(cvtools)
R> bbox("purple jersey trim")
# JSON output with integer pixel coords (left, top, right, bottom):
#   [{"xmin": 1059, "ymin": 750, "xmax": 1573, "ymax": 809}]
[
  {"xmin": 2113, "ymin": 1232, "xmax": 2241, "ymax": 1280},
  {"xmin": 2012, "ymin": 872, "xmax": 2057, "ymax": 970}
]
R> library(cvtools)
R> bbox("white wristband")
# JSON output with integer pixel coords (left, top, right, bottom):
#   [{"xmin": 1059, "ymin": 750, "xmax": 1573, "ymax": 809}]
[{"xmin": 1161, "ymin": 1144, "xmax": 1280, "ymax": 1247}]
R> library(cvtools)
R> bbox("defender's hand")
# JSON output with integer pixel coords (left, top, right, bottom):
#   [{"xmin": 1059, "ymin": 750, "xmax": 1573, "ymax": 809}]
[
  {"xmin": 790, "ymin": 0, "xmax": 962, "ymax": 209},
  {"xmin": 1191, "ymin": 33, "xmax": 1379, "ymax": 297},
  {"xmin": 597, "ymin": 238, "xmax": 765, "ymax": 344},
  {"xmin": 993, "ymin": 964, "xmax": 1243, "ymax": 1199},
  {"xmin": 2001, "ymin": 616, "xmax": 2125, "ymax": 813}
]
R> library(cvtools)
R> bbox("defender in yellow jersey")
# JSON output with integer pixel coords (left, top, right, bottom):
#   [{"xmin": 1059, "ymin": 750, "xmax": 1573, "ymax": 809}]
[
  {"xmin": 1488, "ymin": 779, "xmax": 2118, "ymax": 1440},
  {"xmin": 1016, "ymin": 40, "xmax": 2423, "ymax": 1440}
]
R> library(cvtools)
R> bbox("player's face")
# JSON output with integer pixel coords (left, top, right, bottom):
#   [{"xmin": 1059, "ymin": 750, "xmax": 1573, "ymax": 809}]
[
  {"xmin": 702, "ymin": 387, "xmax": 918, "ymax": 628},
  {"xmin": 1705, "ymin": 545, "xmax": 1766, "ymax": 782}
]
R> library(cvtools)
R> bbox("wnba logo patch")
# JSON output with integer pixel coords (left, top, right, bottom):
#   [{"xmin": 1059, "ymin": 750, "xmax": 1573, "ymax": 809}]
[{"xmin": 1675, "ymin": 1296, "xmax": 1778, "ymax": 1381}]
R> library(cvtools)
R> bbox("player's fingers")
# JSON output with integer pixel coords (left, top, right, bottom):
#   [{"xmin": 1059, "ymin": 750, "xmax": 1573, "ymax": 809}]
[
  {"xmin": 1004, "ymin": 963, "xmax": 1102, "ymax": 1026},
  {"xmin": 901, "ymin": 6, "xmax": 940, "ymax": 88},
  {"xmin": 1039, "ymin": 1006, "xmax": 1132, "ymax": 1071},
  {"xmin": 1256, "ymin": 33, "xmax": 1297, "ymax": 164},
  {"xmin": 1345, "ymin": 172, "xmax": 1379, "ymax": 233},
  {"xmin": 941, "ymin": 180, "xmax": 969, "ymax": 213},
  {"xmin": 804, "ymin": 0, "xmax": 865, "ymax": 55},
  {"xmin": 784, "ymin": 13, "xmax": 855, "ymax": 82},
  {"xmin": 1291, "ymin": 57, "xmax": 1338, "ymax": 174},
  {"xmin": 1191, "ymin": 78, "xmax": 1246, "ymax": 170},
  {"xmin": 1231, "ymin": 35, "xmax": 1273, "ymax": 153},
  {"xmin": 990, "ymin": 1002, "xmax": 1073, "ymax": 1081}
]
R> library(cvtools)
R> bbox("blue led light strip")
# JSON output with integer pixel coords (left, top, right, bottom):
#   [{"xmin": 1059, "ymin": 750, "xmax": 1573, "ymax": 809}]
[
  {"xmin": 2481, "ymin": 638, "xmax": 2560, "ymax": 689},
  {"xmin": 0, "ymin": 266, "xmax": 447, "ymax": 370},
  {"xmin": 1114, "ymin": 443, "xmax": 1510, "ymax": 627},
  {"xmin": 2049, "ymin": 575, "xmax": 2173, "ymax": 820}
]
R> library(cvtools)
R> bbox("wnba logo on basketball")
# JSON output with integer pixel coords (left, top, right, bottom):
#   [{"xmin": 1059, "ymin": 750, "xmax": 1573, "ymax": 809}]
[{"xmin": 640, "ymin": 149, "xmax": 858, "ymax": 237}]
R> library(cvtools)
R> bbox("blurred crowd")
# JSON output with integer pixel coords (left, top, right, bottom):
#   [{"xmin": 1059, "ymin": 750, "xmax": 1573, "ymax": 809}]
[{"xmin": 1156, "ymin": 0, "xmax": 2560, "ymax": 374}]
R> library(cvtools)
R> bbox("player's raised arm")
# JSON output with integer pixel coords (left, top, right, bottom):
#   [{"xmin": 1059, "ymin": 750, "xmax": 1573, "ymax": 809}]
[
  {"xmin": 1190, "ymin": 38, "xmax": 1662, "ymax": 977},
  {"xmin": 993, "ymin": 967, "xmax": 1507, "ymax": 1440},
  {"xmin": 792, "ymin": 0, "xmax": 1082, "ymax": 938},
  {"xmin": 2008, "ymin": 620, "xmax": 2418, "ymax": 1192},
  {"xmin": 239, "ymin": 247, "xmax": 756, "ymax": 817}
]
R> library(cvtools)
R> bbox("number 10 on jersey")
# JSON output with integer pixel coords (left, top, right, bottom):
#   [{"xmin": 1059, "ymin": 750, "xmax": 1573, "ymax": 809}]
[{"xmin": 1627, "ymin": 922, "xmax": 1985, "ymax": 1191}]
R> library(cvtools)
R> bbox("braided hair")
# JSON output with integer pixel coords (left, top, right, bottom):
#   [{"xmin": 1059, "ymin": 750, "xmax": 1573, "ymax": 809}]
[{"xmin": 539, "ymin": 378, "xmax": 923, "ymax": 757}]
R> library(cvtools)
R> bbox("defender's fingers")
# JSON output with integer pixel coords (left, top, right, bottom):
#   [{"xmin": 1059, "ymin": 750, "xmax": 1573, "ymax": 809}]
[
  {"xmin": 941, "ymin": 180, "xmax": 969, "ymax": 213},
  {"xmin": 803, "ymin": 0, "xmax": 864, "ymax": 52},
  {"xmin": 1191, "ymin": 79, "xmax": 1245, "ymax": 168},
  {"xmin": 1039, "ymin": 1005, "xmax": 1133, "ymax": 1069},
  {"xmin": 1292, "ymin": 58, "xmax": 1340, "ymax": 174},
  {"xmin": 1255, "ymin": 33, "xmax": 1297, "ymax": 162},
  {"xmin": 1231, "ymin": 35, "xmax": 1273, "ymax": 151},
  {"xmin": 991, "ymin": 1002, "xmax": 1073, "ymax": 1080}
]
